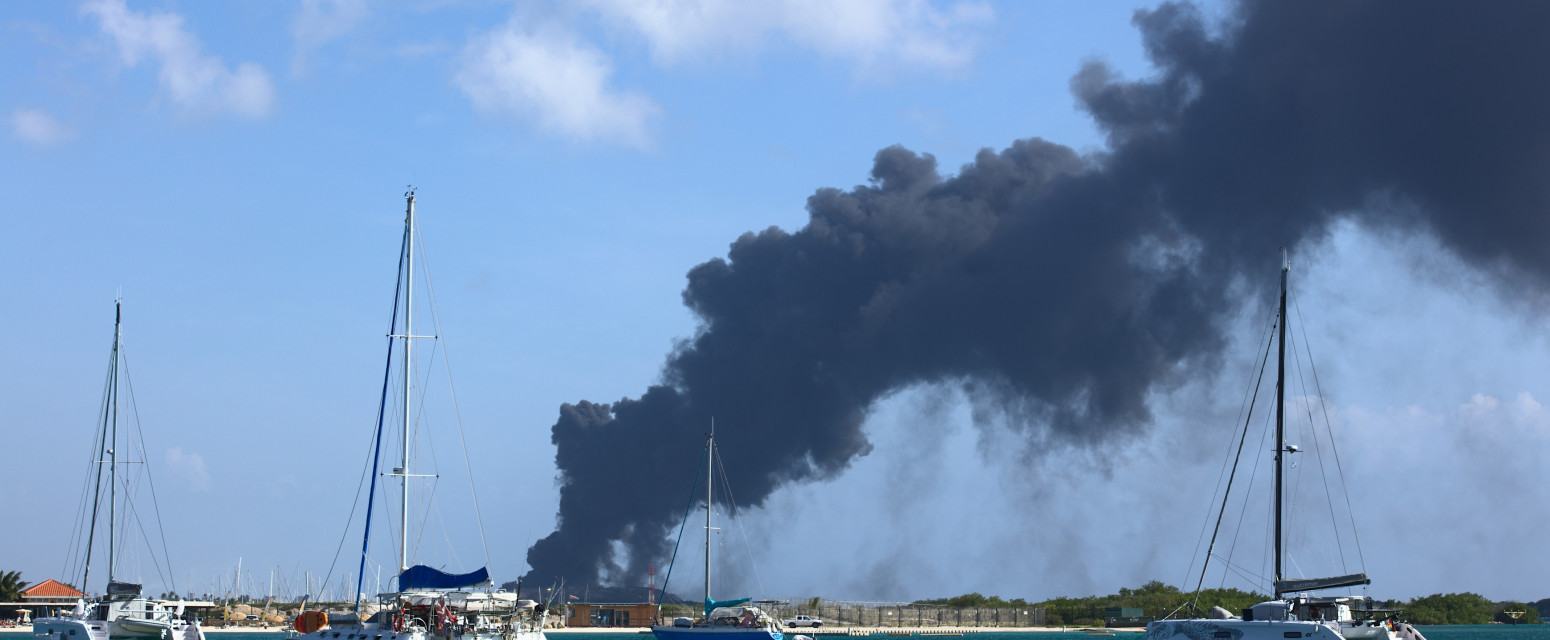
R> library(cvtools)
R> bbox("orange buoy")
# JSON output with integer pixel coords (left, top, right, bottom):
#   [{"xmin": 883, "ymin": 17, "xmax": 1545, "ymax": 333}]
[{"xmin": 295, "ymin": 611, "xmax": 328, "ymax": 634}]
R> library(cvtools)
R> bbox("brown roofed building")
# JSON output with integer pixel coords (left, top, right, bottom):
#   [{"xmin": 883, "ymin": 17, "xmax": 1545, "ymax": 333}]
[
  {"xmin": 22, "ymin": 579, "xmax": 85, "ymax": 604},
  {"xmin": 567, "ymin": 602, "xmax": 659, "ymax": 628}
]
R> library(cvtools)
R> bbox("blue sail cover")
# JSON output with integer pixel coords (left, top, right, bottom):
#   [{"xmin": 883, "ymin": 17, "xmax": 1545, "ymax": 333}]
[
  {"xmin": 398, "ymin": 565, "xmax": 491, "ymax": 590},
  {"xmin": 704, "ymin": 597, "xmax": 751, "ymax": 616}
]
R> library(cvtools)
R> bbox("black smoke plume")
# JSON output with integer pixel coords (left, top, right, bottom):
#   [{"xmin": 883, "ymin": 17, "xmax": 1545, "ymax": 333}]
[{"xmin": 523, "ymin": 0, "xmax": 1550, "ymax": 588}]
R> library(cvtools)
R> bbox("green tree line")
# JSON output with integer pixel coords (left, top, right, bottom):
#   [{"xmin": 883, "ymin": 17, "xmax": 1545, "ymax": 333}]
[
  {"xmin": 913, "ymin": 582, "xmax": 1549, "ymax": 626},
  {"xmin": 913, "ymin": 581, "xmax": 1263, "ymax": 626},
  {"xmin": 1392, "ymin": 593, "xmax": 1542, "ymax": 625}
]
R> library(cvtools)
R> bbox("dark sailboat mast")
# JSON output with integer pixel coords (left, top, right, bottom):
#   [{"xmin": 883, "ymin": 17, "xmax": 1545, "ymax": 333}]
[
  {"xmin": 108, "ymin": 300, "xmax": 122, "ymax": 587},
  {"xmin": 705, "ymin": 420, "xmax": 714, "ymax": 615},
  {"xmin": 82, "ymin": 302, "xmax": 122, "ymax": 594},
  {"xmin": 1274, "ymin": 251, "xmax": 1288, "ymax": 599},
  {"xmin": 1269, "ymin": 252, "xmax": 1369, "ymax": 599},
  {"xmin": 1189, "ymin": 251, "xmax": 1369, "ymax": 606}
]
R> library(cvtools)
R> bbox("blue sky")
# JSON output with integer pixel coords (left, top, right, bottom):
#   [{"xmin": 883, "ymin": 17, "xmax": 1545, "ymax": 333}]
[{"xmin": 4, "ymin": 0, "xmax": 1547, "ymax": 605}]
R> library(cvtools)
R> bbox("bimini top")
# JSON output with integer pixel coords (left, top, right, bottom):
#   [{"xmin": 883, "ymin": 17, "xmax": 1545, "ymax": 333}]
[
  {"xmin": 106, "ymin": 581, "xmax": 142, "ymax": 599},
  {"xmin": 397, "ymin": 565, "xmax": 491, "ymax": 590}
]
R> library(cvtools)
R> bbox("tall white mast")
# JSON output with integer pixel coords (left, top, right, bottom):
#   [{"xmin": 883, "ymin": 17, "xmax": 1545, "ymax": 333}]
[{"xmin": 400, "ymin": 190, "xmax": 415, "ymax": 574}]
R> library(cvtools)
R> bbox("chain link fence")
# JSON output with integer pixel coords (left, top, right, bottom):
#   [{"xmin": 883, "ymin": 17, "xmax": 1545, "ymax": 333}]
[{"xmin": 776, "ymin": 603, "xmax": 1047, "ymax": 628}]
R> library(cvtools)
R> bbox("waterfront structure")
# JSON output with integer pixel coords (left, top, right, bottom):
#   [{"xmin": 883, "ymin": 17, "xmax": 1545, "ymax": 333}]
[
  {"xmin": 566, "ymin": 603, "xmax": 659, "ymax": 628},
  {"xmin": 22, "ymin": 581, "xmax": 85, "ymax": 607},
  {"xmin": 18, "ymin": 581, "xmax": 86, "ymax": 619}
]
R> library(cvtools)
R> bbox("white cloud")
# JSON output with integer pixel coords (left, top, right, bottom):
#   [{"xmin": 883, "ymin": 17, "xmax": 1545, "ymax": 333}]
[
  {"xmin": 583, "ymin": 0, "xmax": 994, "ymax": 73},
  {"xmin": 291, "ymin": 0, "xmax": 368, "ymax": 74},
  {"xmin": 454, "ymin": 23, "xmax": 659, "ymax": 148},
  {"xmin": 10, "ymin": 109, "xmax": 77, "ymax": 145},
  {"xmin": 452, "ymin": 0, "xmax": 986, "ymax": 146},
  {"xmin": 83, "ymin": 0, "xmax": 274, "ymax": 118},
  {"xmin": 163, "ymin": 447, "xmax": 211, "ymax": 492}
]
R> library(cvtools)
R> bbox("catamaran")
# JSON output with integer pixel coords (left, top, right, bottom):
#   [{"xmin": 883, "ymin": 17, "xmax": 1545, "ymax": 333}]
[
  {"xmin": 1146, "ymin": 253, "xmax": 1425, "ymax": 640},
  {"xmin": 651, "ymin": 425, "xmax": 783, "ymax": 640},
  {"xmin": 33, "ymin": 302, "xmax": 203, "ymax": 640},
  {"xmin": 289, "ymin": 190, "xmax": 547, "ymax": 640}
]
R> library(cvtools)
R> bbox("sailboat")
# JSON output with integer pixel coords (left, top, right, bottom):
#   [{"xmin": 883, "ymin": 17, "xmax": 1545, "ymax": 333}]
[
  {"xmin": 1145, "ymin": 253, "xmax": 1425, "ymax": 640},
  {"xmin": 33, "ymin": 302, "xmax": 203, "ymax": 640},
  {"xmin": 651, "ymin": 426, "xmax": 783, "ymax": 640},
  {"xmin": 289, "ymin": 190, "xmax": 547, "ymax": 640}
]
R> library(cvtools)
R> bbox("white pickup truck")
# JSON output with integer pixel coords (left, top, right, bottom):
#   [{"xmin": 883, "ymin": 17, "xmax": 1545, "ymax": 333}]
[{"xmin": 783, "ymin": 615, "xmax": 823, "ymax": 628}]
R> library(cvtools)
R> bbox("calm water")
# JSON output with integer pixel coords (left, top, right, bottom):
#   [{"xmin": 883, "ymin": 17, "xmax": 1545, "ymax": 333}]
[{"xmin": 4, "ymin": 627, "xmax": 1545, "ymax": 640}]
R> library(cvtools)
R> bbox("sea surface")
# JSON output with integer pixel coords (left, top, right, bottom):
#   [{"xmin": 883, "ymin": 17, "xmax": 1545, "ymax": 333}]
[{"xmin": 3, "ymin": 627, "xmax": 1546, "ymax": 640}]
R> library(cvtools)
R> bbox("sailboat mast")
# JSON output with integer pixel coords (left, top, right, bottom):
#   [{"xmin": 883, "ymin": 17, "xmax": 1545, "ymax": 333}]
[
  {"xmin": 400, "ymin": 191, "xmax": 415, "ymax": 574},
  {"xmin": 80, "ymin": 303, "xmax": 123, "ymax": 594},
  {"xmin": 109, "ymin": 299, "xmax": 121, "ymax": 585},
  {"xmin": 705, "ymin": 420, "xmax": 714, "ymax": 614},
  {"xmin": 1274, "ymin": 250, "xmax": 1288, "ymax": 599}
]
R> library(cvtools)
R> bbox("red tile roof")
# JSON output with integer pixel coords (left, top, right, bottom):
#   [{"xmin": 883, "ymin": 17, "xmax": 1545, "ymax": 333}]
[{"xmin": 23, "ymin": 579, "xmax": 84, "ymax": 598}]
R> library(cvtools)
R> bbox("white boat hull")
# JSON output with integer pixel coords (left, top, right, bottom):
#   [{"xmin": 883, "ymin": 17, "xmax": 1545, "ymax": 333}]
[
  {"xmin": 292, "ymin": 628, "xmax": 424, "ymax": 640},
  {"xmin": 651, "ymin": 625, "xmax": 783, "ymax": 640},
  {"xmin": 34, "ymin": 617, "xmax": 110, "ymax": 640},
  {"xmin": 1149, "ymin": 617, "xmax": 1425, "ymax": 640},
  {"xmin": 1148, "ymin": 618, "xmax": 1344, "ymax": 640}
]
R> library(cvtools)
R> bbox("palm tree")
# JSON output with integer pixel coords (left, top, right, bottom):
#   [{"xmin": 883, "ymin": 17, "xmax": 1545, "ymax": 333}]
[{"xmin": 0, "ymin": 571, "xmax": 29, "ymax": 602}]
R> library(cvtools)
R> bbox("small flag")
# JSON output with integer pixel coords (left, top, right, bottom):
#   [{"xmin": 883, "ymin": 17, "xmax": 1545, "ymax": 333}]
[{"xmin": 568, "ymin": 596, "xmax": 578, "ymax": 601}]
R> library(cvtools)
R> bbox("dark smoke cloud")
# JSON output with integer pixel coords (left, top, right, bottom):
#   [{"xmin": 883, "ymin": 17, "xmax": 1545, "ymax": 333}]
[{"xmin": 523, "ymin": 0, "xmax": 1550, "ymax": 587}]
